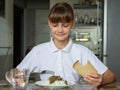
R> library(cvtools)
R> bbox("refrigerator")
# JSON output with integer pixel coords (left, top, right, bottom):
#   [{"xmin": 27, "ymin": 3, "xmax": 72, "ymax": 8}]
[{"xmin": 104, "ymin": 0, "xmax": 120, "ymax": 82}]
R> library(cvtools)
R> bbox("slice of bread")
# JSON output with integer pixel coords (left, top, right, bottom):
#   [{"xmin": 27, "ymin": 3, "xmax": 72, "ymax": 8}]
[{"xmin": 73, "ymin": 60, "xmax": 97, "ymax": 77}]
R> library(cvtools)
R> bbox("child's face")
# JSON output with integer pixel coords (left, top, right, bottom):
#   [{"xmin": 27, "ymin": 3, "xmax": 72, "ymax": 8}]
[{"xmin": 48, "ymin": 20, "xmax": 74, "ymax": 42}]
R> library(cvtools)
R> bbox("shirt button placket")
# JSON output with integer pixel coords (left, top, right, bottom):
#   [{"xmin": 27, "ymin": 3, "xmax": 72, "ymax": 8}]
[{"xmin": 58, "ymin": 50, "xmax": 63, "ymax": 76}]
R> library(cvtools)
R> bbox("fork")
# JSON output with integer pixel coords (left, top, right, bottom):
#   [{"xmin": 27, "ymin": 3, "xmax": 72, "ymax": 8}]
[
  {"xmin": 31, "ymin": 67, "xmax": 54, "ymax": 75},
  {"xmin": 40, "ymin": 70, "xmax": 55, "ymax": 75}
]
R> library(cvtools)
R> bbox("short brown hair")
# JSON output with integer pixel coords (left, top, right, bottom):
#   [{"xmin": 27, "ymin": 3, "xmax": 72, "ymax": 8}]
[{"xmin": 48, "ymin": 2, "xmax": 74, "ymax": 23}]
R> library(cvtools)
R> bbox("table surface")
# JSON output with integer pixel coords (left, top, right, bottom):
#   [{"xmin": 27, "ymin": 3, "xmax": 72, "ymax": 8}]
[{"xmin": 0, "ymin": 80, "xmax": 117, "ymax": 90}]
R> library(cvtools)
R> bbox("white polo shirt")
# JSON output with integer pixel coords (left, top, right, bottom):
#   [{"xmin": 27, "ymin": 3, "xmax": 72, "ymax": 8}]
[{"xmin": 17, "ymin": 38, "xmax": 107, "ymax": 82}]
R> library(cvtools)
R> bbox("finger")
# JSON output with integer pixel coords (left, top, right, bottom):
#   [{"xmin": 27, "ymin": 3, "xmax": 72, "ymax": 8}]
[
  {"xmin": 84, "ymin": 75, "xmax": 102, "ymax": 87},
  {"xmin": 85, "ymin": 75, "xmax": 98, "ymax": 82},
  {"xmin": 88, "ymin": 73, "xmax": 103, "ymax": 83},
  {"xmin": 84, "ymin": 77, "xmax": 100, "ymax": 87},
  {"xmin": 88, "ymin": 73, "xmax": 99, "ymax": 78}
]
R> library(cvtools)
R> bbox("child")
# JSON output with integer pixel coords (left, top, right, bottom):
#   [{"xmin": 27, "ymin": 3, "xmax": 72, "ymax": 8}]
[{"xmin": 17, "ymin": 2, "xmax": 116, "ymax": 87}]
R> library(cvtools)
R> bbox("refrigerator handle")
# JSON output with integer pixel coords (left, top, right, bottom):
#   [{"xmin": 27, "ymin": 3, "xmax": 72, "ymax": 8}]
[{"xmin": 103, "ymin": 0, "xmax": 108, "ymax": 65}]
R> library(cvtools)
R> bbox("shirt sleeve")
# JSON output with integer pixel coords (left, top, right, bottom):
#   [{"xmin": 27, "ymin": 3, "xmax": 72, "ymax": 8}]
[{"xmin": 82, "ymin": 48, "xmax": 108, "ymax": 75}]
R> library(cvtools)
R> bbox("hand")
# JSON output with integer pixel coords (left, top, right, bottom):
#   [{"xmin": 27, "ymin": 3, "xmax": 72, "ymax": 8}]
[{"xmin": 83, "ymin": 73, "xmax": 103, "ymax": 87}]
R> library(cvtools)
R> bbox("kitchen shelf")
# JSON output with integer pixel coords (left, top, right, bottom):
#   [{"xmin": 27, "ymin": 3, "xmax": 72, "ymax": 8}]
[
  {"xmin": 73, "ymin": 4, "xmax": 102, "ymax": 9},
  {"xmin": 75, "ymin": 23, "xmax": 98, "ymax": 26},
  {"xmin": 72, "ymin": 2, "xmax": 103, "ymax": 58}
]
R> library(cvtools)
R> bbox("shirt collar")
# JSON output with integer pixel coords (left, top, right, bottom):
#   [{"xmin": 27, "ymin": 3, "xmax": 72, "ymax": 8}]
[{"xmin": 48, "ymin": 38, "xmax": 73, "ymax": 53}]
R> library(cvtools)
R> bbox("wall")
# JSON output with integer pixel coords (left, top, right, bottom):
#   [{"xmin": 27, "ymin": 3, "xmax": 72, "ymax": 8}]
[
  {"xmin": 50, "ymin": 0, "xmax": 79, "ymax": 8},
  {"xmin": 24, "ymin": 9, "xmax": 35, "ymax": 55},
  {"xmin": 0, "ymin": 0, "xmax": 13, "ymax": 80},
  {"xmin": 35, "ymin": 9, "xmax": 50, "ymax": 45},
  {"xmin": 23, "ymin": 0, "xmax": 50, "ymax": 54}
]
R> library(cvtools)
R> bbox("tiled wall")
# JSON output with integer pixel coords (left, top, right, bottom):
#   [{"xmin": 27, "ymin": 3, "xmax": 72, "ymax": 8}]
[{"xmin": 35, "ymin": 9, "xmax": 50, "ymax": 45}]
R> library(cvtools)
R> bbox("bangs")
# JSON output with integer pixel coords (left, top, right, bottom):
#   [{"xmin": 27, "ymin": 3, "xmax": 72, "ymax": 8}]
[
  {"xmin": 49, "ymin": 4, "xmax": 74, "ymax": 23},
  {"xmin": 49, "ymin": 12, "xmax": 72, "ymax": 23}
]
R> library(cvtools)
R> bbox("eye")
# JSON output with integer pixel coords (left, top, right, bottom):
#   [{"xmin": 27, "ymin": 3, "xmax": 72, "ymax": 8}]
[
  {"xmin": 63, "ymin": 23, "xmax": 70, "ymax": 27},
  {"xmin": 51, "ymin": 23, "xmax": 58, "ymax": 27}
]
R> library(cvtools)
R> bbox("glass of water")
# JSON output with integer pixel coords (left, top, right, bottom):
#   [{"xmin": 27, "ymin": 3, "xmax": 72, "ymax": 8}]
[
  {"xmin": 116, "ymin": 82, "xmax": 120, "ymax": 90},
  {"xmin": 5, "ymin": 68, "xmax": 30, "ymax": 90}
]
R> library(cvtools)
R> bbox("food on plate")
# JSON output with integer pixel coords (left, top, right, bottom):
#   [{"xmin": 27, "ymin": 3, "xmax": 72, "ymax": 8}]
[
  {"xmin": 73, "ymin": 60, "xmax": 97, "ymax": 77},
  {"xmin": 35, "ymin": 76, "xmax": 75, "ymax": 87},
  {"xmin": 48, "ymin": 76, "xmax": 68, "ymax": 85}
]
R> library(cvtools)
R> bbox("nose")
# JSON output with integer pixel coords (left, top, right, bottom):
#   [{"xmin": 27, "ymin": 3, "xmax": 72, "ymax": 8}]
[{"xmin": 57, "ymin": 24, "xmax": 63, "ymax": 32}]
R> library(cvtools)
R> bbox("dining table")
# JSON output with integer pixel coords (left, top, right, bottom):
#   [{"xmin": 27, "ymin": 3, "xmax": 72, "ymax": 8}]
[{"xmin": 0, "ymin": 79, "xmax": 118, "ymax": 90}]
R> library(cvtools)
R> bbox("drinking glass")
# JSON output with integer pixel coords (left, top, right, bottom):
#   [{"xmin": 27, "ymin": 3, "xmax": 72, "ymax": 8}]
[
  {"xmin": 116, "ymin": 82, "xmax": 120, "ymax": 90},
  {"xmin": 5, "ymin": 68, "xmax": 30, "ymax": 90}
]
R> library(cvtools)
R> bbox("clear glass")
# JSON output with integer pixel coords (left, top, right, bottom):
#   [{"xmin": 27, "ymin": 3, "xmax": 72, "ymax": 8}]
[
  {"xmin": 116, "ymin": 82, "xmax": 120, "ymax": 90},
  {"xmin": 5, "ymin": 68, "xmax": 30, "ymax": 90}
]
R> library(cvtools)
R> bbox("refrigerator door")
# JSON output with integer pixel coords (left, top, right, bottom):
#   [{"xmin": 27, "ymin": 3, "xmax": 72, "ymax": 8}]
[{"xmin": 104, "ymin": 0, "xmax": 120, "ymax": 82}]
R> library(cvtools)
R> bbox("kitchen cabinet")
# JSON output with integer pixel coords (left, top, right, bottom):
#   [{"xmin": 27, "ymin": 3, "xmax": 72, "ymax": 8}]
[{"xmin": 71, "ymin": 1, "xmax": 103, "ymax": 60}]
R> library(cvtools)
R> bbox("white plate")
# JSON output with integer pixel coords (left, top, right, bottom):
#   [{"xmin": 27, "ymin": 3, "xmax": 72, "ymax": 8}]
[{"xmin": 35, "ymin": 80, "xmax": 75, "ymax": 89}]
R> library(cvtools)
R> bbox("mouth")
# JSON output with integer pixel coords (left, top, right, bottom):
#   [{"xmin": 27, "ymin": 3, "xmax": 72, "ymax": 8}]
[{"xmin": 56, "ymin": 33, "xmax": 65, "ymax": 36}]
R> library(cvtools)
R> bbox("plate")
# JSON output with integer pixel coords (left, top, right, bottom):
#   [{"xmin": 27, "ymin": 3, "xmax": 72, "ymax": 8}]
[{"xmin": 35, "ymin": 80, "xmax": 75, "ymax": 89}]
